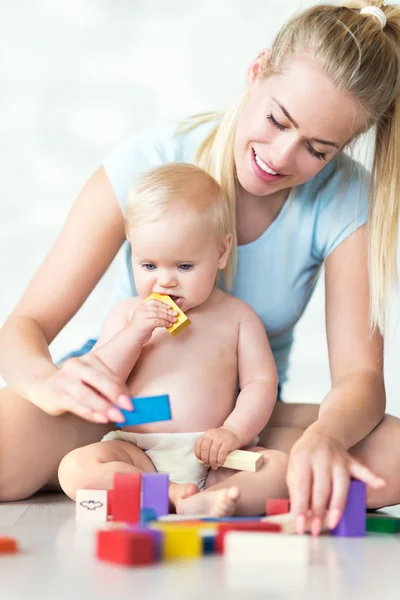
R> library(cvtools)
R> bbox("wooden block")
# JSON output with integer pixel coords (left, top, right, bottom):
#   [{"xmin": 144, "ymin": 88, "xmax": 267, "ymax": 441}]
[
  {"xmin": 224, "ymin": 532, "xmax": 310, "ymax": 565},
  {"xmin": 198, "ymin": 449, "xmax": 264, "ymax": 472},
  {"xmin": 113, "ymin": 472, "xmax": 141, "ymax": 523},
  {"xmin": 331, "ymin": 480, "xmax": 366, "ymax": 537},
  {"xmin": 145, "ymin": 293, "xmax": 191, "ymax": 336},
  {"xmin": 162, "ymin": 525, "xmax": 202, "ymax": 560},
  {"xmin": 0, "ymin": 537, "xmax": 18, "ymax": 554},
  {"xmin": 117, "ymin": 394, "xmax": 171, "ymax": 427},
  {"xmin": 76, "ymin": 489, "xmax": 108, "ymax": 522},
  {"xmin": 96, "ymin": 529, "xmax": 154, "ymax": 566},
  {"xmin": 142, "ymin": 472, "xmax": 169, "ymax": 517},
  {"xmin": 266, "ymin": 498, "xmax": 290, "ymax": 516},
  {"xmin": 216, "ymin": 521, "xmax": 281, "ymax": 554},
  {"xmin": 366, "ymin": 515, "xmax": 400, "ymax": 534}
]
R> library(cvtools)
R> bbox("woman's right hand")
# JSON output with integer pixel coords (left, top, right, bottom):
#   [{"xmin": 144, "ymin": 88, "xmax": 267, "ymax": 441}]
[
  {"xmin": 129, "ymin": 299, "xmax": 178, "ymax": 346},
  {"xmin": 28, "ymin": 353, "xmax": 133, "ymax": 424}
]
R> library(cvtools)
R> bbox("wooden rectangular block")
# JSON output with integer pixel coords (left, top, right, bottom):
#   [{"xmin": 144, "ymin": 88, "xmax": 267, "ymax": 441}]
[
  {"xmin": 199, "ymin": 449, "xmax": 264, "ymax": 472},
  {"xmin": 331, "ymin": 480, "xmax": 366, "ymax": 537},
  {"xmin": 146, "ymin": 293, "xmax": 191, "ymax": 336},
  {"xmin": 117, "ymin": 394, "xmax": 171, "ymax": 427},
  {"xmin": 96, "ymin": 529, "xmax": 154, "ymax": 566},
  {"xmin": 224, "ymin": 532, "xmax": 310, "ymax": 565},
  {"xmin": 0, "ymin": 537, "xmax": 18, "ymax": 554},
  {"xmin": 113, "ymin": 472, "xmax": 141, "ymax": 523},
  {"xmin": 142, "ymin": 472, "xmax": 169, "ymax": 517},
  {"xmin": 162, "ymin": 525, "xmax": 202, "ymax": 560},
  {"xmin": 216, "ymin": 521, "xmax": 281, "ymax": 554},
  {"xmin": 76, "ymin": 489, "xmax": 108, "ymax": 522},
  {"xmin": 366, "ymin": 514, "xmax": 400, "ymax": 534},
  {"xmin": 266, "ymin": 498, "xmax": 290, "ymax": 516}
]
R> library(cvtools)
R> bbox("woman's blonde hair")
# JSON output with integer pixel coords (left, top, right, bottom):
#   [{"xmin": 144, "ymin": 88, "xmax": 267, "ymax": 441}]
[
  {"xmin": 125, "ymin": 163, "xmax": 234, "ymax": 288},
  {"xmin": 178, "ymin": 2, "xmax": 400, "ymax": 332}
]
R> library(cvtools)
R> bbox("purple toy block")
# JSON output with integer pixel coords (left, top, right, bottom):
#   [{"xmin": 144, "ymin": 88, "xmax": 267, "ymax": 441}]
[
  {"xmin": 142, "ymin": 473, "xmax": 169, "ymax": 517},
  {"xmin": 331, "ymin": 480, "xmax": 366, "ymax": 537}
]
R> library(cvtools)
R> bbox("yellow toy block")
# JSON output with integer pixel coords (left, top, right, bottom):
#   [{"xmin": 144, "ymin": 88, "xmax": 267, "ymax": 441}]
[
  {"xmin": 145, "ymin": 292, "xmax": 191, "ymax": 336},
  {"xmin": 161, "ymin": 525, "xmax": 202, "ymax": 560}
]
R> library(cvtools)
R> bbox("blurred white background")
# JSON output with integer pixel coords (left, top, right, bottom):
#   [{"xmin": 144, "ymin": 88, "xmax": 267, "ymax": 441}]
[{"xmin": 1, "ymin": 0, "xmax": 399, "ymax": 414}]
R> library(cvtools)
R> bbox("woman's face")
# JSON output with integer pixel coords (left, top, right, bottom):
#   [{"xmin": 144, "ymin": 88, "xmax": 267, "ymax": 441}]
[{"xmin": 234, "ymin": 53, "xmax": 365, "ymax": 199}]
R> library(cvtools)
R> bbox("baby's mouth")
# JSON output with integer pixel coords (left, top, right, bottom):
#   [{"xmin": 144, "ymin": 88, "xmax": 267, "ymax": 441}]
[{"xmin": 169, "ymin": 295, "xmax": 184, "ymax": 308}]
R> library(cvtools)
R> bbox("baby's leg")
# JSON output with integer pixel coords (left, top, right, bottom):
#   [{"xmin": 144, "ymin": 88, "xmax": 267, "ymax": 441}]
[
  {"xmin": 177, "ymin": 448, "xmax": 289, "ymax": 517},
  {"xmin": 58, "ymin": 440, "xmax": 156, "ymax": 500}
]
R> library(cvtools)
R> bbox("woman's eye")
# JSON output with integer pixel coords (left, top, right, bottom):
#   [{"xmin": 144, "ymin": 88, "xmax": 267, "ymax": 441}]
[
  {"xmin": 267, "ymin": 113, "xmax": 287, "ymax": 131},
  {"xmin": 142, "ymin": 263, "xmax": 156, "ymax": 270},
  {"xmin": 306, "ymin": 144, "xmax": 327, "ymax": 161},
  {"xmin": 178, "ymin": 264, "xmax": 193, "ymax": 271}
]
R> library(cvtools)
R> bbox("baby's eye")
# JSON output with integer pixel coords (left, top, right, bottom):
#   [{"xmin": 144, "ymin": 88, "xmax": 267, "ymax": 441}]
[
  {"xmin": 178, "ymin": 264, "xmax": 193, "ymax": 271},
  {"xmin": 142, "ymin": 263, "xmax": 156, "ymax": 271}
]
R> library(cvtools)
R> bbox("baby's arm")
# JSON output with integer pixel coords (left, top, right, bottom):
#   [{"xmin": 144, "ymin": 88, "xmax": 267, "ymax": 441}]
[
  {"xmin": 90, "ymin": 297, "xmax": 178, "ymax": 382},
  {"xmin": 223, "ymin": 305, "xmax": 278, "ymax": 446}
]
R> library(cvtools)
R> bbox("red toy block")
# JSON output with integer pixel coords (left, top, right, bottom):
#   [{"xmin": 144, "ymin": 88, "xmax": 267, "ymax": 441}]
[
  {"xmin": 266, "ymin": 499, "xmax": 290, "ymax": 516},
  {"xmin": 113, "ymin": 473, "xmax": 141, "ymax": 523},
  {"xmin": 96, "ymin": 529, "xmax": 154, "ymax": 566},
  {"xmin": 216, "ymin": 521, "xmax": 281, "ymax": 554},
  {"xmin": 0, "ymin": 537, "xmax": 18, "ymax": 553}
]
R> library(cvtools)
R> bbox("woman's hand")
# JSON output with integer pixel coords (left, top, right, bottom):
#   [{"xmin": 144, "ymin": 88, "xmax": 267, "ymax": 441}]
[
  {"xmin": 287, "ymin": 428, "xmax": 386, "ymax": 536},
  {"xmin": 28, "ymin": 353, "xmax": 134, "ymax": 423},
  {"xmin": 129, "ymin": 299, "xmax": 178, "ymax": 346}
]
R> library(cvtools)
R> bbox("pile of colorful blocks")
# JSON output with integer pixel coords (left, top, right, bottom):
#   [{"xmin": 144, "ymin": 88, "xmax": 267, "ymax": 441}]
[{"xmin": 75, "ymin": 475, "xmax": 400, "ymax": 568}]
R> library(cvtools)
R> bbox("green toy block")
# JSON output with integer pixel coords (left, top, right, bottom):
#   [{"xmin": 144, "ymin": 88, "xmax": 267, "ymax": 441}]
[{"xmin": 366, "ymin": 515, "xmax": 400, "ymax": 534}]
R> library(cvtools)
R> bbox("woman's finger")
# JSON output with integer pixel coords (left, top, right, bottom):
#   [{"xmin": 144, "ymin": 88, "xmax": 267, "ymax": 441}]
[
  {"xmin": 328, "ymin": 465, "xmax": 350, "ymax": 529},
  {"xmin": 310, "ymin": 460, "xmax": 332, "ymax": 536},
  {"xmin": 68, "ymin": 358, "xmax": 129, "ymax": 409},
  {"xmin": 349, "ymin": 459, "xmax": 386, "ymax": 489},
  {"xmin": 287, "ymin": 458, "xmax": 313, "ymax": 534}
]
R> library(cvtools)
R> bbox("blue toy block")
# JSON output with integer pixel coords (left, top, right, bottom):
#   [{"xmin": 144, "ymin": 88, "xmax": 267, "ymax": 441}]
[
  {"xmin": 142, "ymin": 473, "xmax": 169, "ymax": 517},
  {"xmin": 331, "ymin": 479, "xmax": 366, "ymax": 537},
  {"xmin": 140, "ymin": 507, "xmax": 158, "ymax": 525},
  {"xmin": 202, "ymin": 533, "xmax": 216, "ymax": 554},
  {"xmin": 201, "ymin": 516, "xmax": 263, "ymax": 523},
  {"xmin": 116, "ymin": 394, "xmax": 171, "ymax": 427}
]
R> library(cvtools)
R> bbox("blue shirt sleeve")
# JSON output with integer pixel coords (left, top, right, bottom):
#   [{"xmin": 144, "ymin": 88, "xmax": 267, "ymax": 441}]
[{"xmin": 311, "ymin": 155, "xmax": 370, "ymax": 261}]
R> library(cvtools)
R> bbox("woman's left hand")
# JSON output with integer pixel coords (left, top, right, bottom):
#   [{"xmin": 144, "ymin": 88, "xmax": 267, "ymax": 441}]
[{"xmin": 286, "ymin": 428, "xmax": 386, "ymax": 536}]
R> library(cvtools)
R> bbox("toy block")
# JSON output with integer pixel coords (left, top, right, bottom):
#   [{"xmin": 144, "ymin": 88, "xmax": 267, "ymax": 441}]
[
  {"xmin": 224, "ymin": 532, "xmax": 310, "ymax": 565},
  {"xmin": 202, "ymin": 516, "xmax": 263, "ymax": 523},
  {"xmin": 107, "ymin": 490, "xmax": 114, "ymax": 518},
  {"xmin": 366, "ymin": 515, "xmax": 400, "ymax": 534},
  {"xmin": 140, "ymin": 507, "xmax": 158, "ymax": 525},
  {"xmin": 96, "ymin": 529, "xmax": 154, "ymax": 566},
  {"xmin": 199, "ymin": 449, "xmax": 264, "ymax": 472},
  {"xmin": 266, "ymin": 498, "xmax": 290, "ymax": 516},
  {"xmin": 159, "ymin": 513, "xmax": 209, "ymax": 522},
  {"xmin": 0, "ymin": 537, "xmax": 18, "ymax": 554},
  {"xmin": 261, "ymin": 511, "xmax": 330, "ymax": 534},
  {"xmin": 201, "ymin": 531, "xmax": 216, "ymax": 554},
  {"xmin": 216, "ymin": 521, "xmax": 281, "ymax": 554},
  {"xmin": 126, "ymin": 526, "xmax": 164, "ymax": 560},
  {"xmin": 142, "ymin": 472, "xmax": 169, "ymax": 517},
  {"xmin": 113, "ymin": 472, "xmax": 141, "ymax": 523},
  {"xmin": 145, "ymin": 293, "xmax": 191, "ymax": 336},
  {"xmin": 76, "ymin": 489, "xmax": 108, "ymax": 522},
  {"xmin": 162, "ymin": 525, "xmax": 202, "ymax": 560},
  {"xmin": 117, "ymin": 394, "xmax": 171, "ymax": 427},
  {"xmin": 331, "ymin": 480, "xmax": 366, "ymax": 537}
]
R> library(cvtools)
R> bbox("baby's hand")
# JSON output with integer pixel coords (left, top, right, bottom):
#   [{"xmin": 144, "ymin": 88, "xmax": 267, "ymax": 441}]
[
  {"xmin": 194, "ymin": 427, "xmax": 242, "ymax": 470},
  {"xmin": 129, "ymin": 299, "xmax": 178, "ymax": 345}
]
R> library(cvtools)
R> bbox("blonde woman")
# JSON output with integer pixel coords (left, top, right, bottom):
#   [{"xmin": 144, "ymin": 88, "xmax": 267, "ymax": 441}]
[{"xmin": 0, "ymin": 2, "xmax": 399, "ymax": 536}]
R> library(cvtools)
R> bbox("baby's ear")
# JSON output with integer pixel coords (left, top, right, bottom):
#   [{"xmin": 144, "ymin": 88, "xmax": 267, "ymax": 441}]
[{"xmin": 218, "ymin": 234, "xmax": 233, "ymax": 269}]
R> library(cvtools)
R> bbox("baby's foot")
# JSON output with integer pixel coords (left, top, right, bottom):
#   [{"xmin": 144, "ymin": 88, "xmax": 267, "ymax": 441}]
[
  {"xmin": 169, "ymin": 482, "xmax": 200, "ymax": 510},
  {"xmin": 176, "ymin": 486, "xmax": 240, "ymax": 517}
]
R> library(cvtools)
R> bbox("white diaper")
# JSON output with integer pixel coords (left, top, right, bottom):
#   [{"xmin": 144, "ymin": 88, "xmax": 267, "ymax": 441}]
[{"xmin": 102, "ymin": 430, "xmax": 209, "ymax": 491}]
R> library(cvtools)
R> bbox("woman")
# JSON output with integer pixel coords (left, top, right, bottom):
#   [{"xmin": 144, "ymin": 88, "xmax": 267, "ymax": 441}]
[{"xmin": 1, "ymin": 2, "xmax": 399, "ymax": 536}]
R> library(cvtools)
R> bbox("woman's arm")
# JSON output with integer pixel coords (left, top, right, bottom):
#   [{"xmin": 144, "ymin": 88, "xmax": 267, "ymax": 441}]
[{"xmin": 0, "ymin": 166, "xmax": 125, "ymax": 402}]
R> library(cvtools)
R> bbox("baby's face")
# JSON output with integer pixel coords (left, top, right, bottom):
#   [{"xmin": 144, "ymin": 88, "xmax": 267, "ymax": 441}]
[{"xmin": 128, "ymin": 210, "xmax": 230, "ymax": 312}]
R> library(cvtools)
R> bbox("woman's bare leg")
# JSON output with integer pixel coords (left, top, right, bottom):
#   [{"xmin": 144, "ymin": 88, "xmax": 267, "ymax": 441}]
[{"xmin": 0, "ymin": 388, "xmax": 113, "ymax": 501}]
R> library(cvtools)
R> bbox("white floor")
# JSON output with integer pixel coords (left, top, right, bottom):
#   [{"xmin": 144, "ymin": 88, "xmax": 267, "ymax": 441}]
[{"xmin": 1, "ymin": 493, "xmax": 399, "ymax": 600}]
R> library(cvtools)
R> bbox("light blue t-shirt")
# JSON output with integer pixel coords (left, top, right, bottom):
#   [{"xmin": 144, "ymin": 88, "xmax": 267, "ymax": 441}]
[{"xmin": 102, "ymin": 118, "xmax": 369, "ymax": 385}]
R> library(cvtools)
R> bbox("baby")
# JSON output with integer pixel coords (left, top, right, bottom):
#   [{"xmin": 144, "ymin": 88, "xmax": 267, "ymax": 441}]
[{"xmin": 59, "ymin": 163, "xmax": 282, "ymax": 517}]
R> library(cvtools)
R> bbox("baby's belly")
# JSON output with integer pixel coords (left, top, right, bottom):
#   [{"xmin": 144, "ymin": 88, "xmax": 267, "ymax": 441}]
[{"xmin": 124, "ymin": 362, "xmax": 238, "ymax": 434}]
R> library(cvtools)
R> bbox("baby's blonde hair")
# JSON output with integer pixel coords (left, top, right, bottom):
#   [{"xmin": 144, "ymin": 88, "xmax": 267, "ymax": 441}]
[
  {"xmin": 178, "ymin": 1, "xmax": 400, "ymax": 333},
  {"xmin": 125, "ymin": 163, "xmax": 235, "ymax": 289}
]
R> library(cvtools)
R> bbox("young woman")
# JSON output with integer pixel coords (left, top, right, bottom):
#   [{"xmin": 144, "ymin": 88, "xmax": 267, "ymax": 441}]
[{"xmin": 1, "ymin": 2, "xmax": 399, "ymax": 536}]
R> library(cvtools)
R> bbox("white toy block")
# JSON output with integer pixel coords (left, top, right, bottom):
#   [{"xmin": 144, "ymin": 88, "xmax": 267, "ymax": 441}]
[
  {"xmin": 76, "ymin": 489, "xmax": 108, "ymax": 522},
  {"xmin": 199, "ymin": 449, "xmax": 264, "ymax": 472},
  {"xmin": 261, "ymin": 511, "xmax": 330, "ymax": 534},
  {"xmin": 224, "ymin": 532, "xmax": 310, "ymax": 565}
]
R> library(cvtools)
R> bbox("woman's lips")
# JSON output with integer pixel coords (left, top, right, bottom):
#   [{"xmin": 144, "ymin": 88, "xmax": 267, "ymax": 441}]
[{"xmin": 251, "ymin": 148, "xmax": 287, "ymax": 182}]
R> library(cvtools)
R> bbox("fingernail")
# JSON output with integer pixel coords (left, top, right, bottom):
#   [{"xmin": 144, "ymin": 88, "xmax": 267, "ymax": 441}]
[
  {"xmin": 92, "ymin": 412, "xmax": 108, "ymax": 423},
  {"xmin": 108, "ymin": 407, "xmax": 126, "ymax": 423},
  {"xmin": 296, "ymin": 514, "xmax": 306, "ymax": 535},
  {"xmin": 328, "ymin": 509, "xmax": 341, "ymax": 529},
  {"xmin": 311, "ymin": 517, "xmax": 322, "ymax": 537},
  {"xmin": 117, "ymin": 394, "xmax": 133, "ymax": 411}
]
